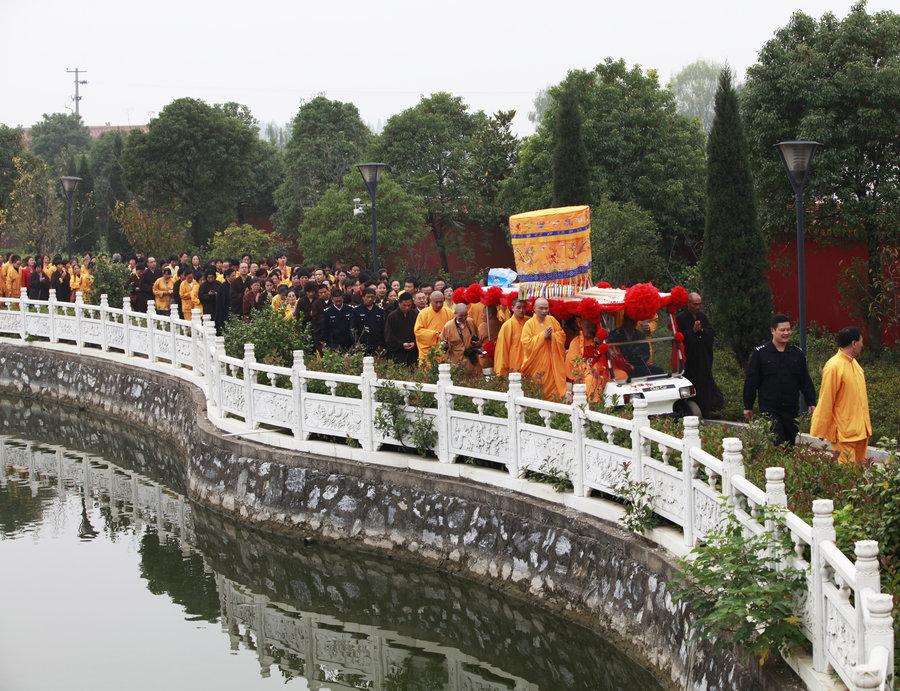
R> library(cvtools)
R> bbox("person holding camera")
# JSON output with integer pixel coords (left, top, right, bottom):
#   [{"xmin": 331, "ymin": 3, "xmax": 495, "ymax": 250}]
[{"xmin": 440, "ymin": 303, "xmax": 481, "ymax": 374}]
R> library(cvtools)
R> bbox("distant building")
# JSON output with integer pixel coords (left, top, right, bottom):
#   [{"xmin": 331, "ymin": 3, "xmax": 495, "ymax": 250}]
[{"xmin": 21, "ymin": 123, "xmax": 147, "ymax": 145}]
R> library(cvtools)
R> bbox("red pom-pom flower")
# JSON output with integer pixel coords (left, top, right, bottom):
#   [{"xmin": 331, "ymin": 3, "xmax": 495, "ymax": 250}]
[
  {"xmin": 674, "ymin": 332, "xmax": 685, "ymax": 342},
  {"xmin": 482, "ymin": 286, "xmax": 503, "ymax": 306},
  {"xmin": 624, "ymin": 283, "xmax": 661, "ymax": 321},
  {"xmin": 595, "ymin": 281, "xmax": 611, "ymax": 289},
  {"xmin": 452, "ymin": 287, "xmax": 468, "ymax": 304},
  {"xmin": 500, "ymin": 290, "xmax": 519, "ymax": 309},
  {"xmin": 464, "ymin": 283, "xmax": 483, "ymax": 304},
  {"xmin": 578, "ymin": 297, "xmax": 603, "ymax": 324},
  {"xmin": 668, "ymin": 285, "xmax": 689, "ymax": 311}
]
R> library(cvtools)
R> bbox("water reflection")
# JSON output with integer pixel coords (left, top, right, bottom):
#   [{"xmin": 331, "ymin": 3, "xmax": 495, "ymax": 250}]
[{"xmin": 0, "ymin": 398, "xmax": 662, "ymax": 690}]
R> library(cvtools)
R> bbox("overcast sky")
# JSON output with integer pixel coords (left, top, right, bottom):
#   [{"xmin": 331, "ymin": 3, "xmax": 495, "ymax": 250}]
[{"xmin": 1, "ymin": 0, "xmax": 893, "ymax": 138}]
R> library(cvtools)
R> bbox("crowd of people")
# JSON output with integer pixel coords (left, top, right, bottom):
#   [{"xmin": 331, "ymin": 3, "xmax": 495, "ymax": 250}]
[{"xmin": 0, "ymin": 250, "xmax": 871, "ymax": 461}]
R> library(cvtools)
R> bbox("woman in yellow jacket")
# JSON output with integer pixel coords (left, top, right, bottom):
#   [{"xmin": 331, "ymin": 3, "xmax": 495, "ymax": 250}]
[
  {"xmin": 178, "ymin": 271, "xmax": 200, "ymax": 319},
  {"xmin": 153, "ymin": 267, "xmax": 175, "ymax": 315}
]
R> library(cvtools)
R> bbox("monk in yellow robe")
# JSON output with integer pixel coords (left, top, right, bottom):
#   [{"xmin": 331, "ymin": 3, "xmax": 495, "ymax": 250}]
[
  {"xmin": 494, "ymin": 299, "xmax": 527, "ymax": 376},
  {"xmin": 521, "ymin": 297, "xmax": 567, "ymax": 400},
  {"xmin": 810, "ymin": 327, "xmax": 871, "ymax": 462},
  {"xmin": 566, "ymin": 319, "xmax": 609, "ymax": 402},
  {"xmin": 414, "ymin": 291, "xmax": 453, "ymax": 363}
]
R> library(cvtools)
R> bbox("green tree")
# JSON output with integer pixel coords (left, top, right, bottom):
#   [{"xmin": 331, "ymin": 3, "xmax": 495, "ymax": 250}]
[
  {"xmin": 741, "ymin": 3, "xmax": 900, "ymax": 350},
  {"xmin": 207, "ymin": 223, "xmax": 286, "ymax": 261},
  {"xmin": 502, "ymin": 60, "xmax": 707, "ymax": 272},
  {"xmin": 463, "ymin": 109, "xmax": 519, "ymax": 229},
  {"xmin": 28, "ymin": 113, "xmax": 92, "ymax": 176},
  {"xmin": 0, "ymin": 125, "xmax": 24, "ymax": 213},
  {"xmin": 669, "ymin": 59, "xmax": 725, "ymax": 131},
  {"xmin": 113, "ymin": 200, "xmax": 191, "ymax": 259},
  {"xmin": 121, "ymin": 98, "xmax": 257, "ymax": 246},
  {"xmin": 7, "ymin": 154, "xmax": 64, "ymax": 256},
  {"xmin": 370, "ymin": 92, "xmax": 478, "ymax": 273},
  {"xmin": 239, "ymin": 139, "xmax": 283, "ymax": 223},
  {"xmin": 68, "ymin": 154, "xmax": 98, "ymax": 253},
  {"xmin": 552, "ymin": 86, "xmax": 589, "ymax": 206},
  {"xmin": 590, "ymin": 197, "xmax": 663, "ymax": 287},
  {"xmin": 273, "ymin": 96, "xmax": 370, "ymax": 237},
  {"xmin": 701, "ymin": 68, "xmax": 772, "ymax": 367},
  {"xmin": 297, "ymin": 172, "xmax": 427, "ymax": 270},
  {"xmin": 88, "ymin": 130, "xmax": 132, "ymax": 253}
]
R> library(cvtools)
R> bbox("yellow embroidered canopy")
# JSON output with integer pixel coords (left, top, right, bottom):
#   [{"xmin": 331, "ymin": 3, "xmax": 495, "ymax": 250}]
[{"xmin": 509, "ymin": 205, "xmax": 592, "ymax": 298}]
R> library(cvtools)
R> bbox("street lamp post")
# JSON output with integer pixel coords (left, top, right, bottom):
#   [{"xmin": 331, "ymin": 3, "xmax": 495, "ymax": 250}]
[
  {"xmin": 774, "ymin": 141, "xmax": 821, "ymax": 357},
  {"xmin": 59, "ymin": 176, "xmax": 82, "ymax": 260},
  {"xmin": 356, "ymin": 163, "xmax": 386, "ymax": 273}
]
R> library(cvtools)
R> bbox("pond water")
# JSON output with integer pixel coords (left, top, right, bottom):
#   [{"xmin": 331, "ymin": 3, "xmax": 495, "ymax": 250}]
[{"xmin": 0, "ymin": 396, "xmax": 664, "ymax": 691}]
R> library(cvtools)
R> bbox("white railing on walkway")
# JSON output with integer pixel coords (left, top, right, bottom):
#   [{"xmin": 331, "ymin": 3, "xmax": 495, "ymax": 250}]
[{"xmin": 0, "ymin": 288, "xmax": 892, "ymax": 690}]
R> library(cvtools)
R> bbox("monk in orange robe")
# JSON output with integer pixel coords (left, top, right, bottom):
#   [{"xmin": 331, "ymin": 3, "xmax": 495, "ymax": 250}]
[
  {"xmin": 414, "ymin": 291, "xmax": 453, "ymax": 363},
  {"xmin": 521, "ymin": 297, "xmax": 567, "ymax": 400},
  {"xmin": 566, "ymin": 319, "xmax": 609, "ymax": 402},
  {"xmin": 494, "ymin": 299, "xmax": 527, "ymax": 376}
]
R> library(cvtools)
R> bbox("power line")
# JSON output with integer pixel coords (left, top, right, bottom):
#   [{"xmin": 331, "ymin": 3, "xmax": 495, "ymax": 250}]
[{"xmin": 66, "ymin": 68, "xmax": 88, "ymax": 117}]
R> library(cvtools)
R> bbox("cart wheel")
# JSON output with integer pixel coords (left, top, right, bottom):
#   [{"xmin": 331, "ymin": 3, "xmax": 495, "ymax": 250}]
[{"xmin": 676, "ymin": 399, "xmax": 702, "ymax": 420}]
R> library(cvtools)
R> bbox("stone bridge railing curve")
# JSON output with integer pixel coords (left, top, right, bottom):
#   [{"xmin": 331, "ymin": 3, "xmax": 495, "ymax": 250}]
[{"xmin": 0, "ymin": 288, "xmax": 893, "ymax": 691}]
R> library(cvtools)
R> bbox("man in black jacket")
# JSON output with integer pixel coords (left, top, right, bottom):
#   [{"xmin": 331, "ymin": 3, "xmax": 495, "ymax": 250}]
[
  {"xmin": 384, "ymin": 292, "xmax": 418, "ymax": 365},
  {"xmin": 321, "ymin": 289, "xmax": 353, "ymax": 351},
  {"xmin": 214, "ymin": 267, "xmax": 234, "ymax": 335},
  {"xmin": 230, "ymin": 262, "xmax": 252, "ymax": 316},
  {"xmin": 352, "ymin": 286, "xmax": 385, "ymax": 355},
  {"xmin": 139, "ymin": 257, "xmax": 162, "ymax": 310},
  {"xmin": 675, "ymin": 292, "xmax": 723, "ymax": 416},
  {"xmin": 743, "ymin": 313, "xmax": 817, "ymax": 446}
]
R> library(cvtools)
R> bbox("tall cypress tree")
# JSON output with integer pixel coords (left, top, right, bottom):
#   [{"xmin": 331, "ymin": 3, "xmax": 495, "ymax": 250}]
[
  {"xmin": 552, "ymin": 86, "xmax": 589, "ymax": 207},
  {"xmin": 700, "ymin": 68, "xmax": 772, "ymax": 367}
]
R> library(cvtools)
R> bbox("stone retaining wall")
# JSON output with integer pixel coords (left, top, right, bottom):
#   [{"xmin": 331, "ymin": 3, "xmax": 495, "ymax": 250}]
[{"xmin": 0, "ymin": 343, "xmax": 803, "ymax": 691}]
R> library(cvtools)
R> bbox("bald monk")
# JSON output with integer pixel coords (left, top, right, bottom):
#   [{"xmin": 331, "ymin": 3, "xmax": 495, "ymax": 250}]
[
  {"xmin": 494, "ymin": 299, "xmax": 528, "ymax": 376},
  {"xmin": 414, "ymin": 290, "xmax": 453, "ymax": 363},
  {"xmin": 521, "ymin": 297, "xmax": 567, "ymax": 400},
  {"xmin": 566, "ymin": 318, "xmax": 609, "ymax": 402}
]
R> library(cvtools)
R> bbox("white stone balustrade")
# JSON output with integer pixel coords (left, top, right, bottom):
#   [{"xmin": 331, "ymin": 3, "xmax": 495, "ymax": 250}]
[{"xmin": 0, "ymin": 288, "xmax": 893, "ymax": 690}]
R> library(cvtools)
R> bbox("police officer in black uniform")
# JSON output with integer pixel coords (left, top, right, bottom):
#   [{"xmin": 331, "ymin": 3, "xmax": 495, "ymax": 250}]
[
  {"xmin": 351, "ymin": 286, "xmax": 386, "ymax": 355},
  {"xmin": 321, "ymin": 288, "xmax": 354, "ymax": 351},
  {"xmin": 743, "ymin": 313, "xmax": 817, "ymax": 446}
]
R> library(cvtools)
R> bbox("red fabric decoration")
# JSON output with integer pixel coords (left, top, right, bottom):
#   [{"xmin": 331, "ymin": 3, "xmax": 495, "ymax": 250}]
[
  {"xmin": 597, "ymin": 343, "xmax": 608, "ymax": 355},
  {"xmin": 525, "ymin": 297, "xmax": 536, "ymax": 313},
  {"xmin": 624, "ymin": 283, "xmax": 661, "ymax": 321},
  {"xmin": 482, "ymin": 341, "xmax": 496, "ymax": 358},
  {"xmin": 482, "ymin": 286, "xmax": 503, "ymax": 306},
  {"xmin": 596, "ymin": 328, "xmax": 608, "ymax": 340},
  {"xmin": 674, "ymin": 332, "xmax": 684, "ymax": 342},
  {"xmin": 500, "ymin": 290, "xmax": 519, "ymax": 309},
  {"xmin": 595, "ymin": 281, "xmax": 611, "ymax": 289},
  {"xmin": 464, "ymin": 283, "xmax": 483, "ymax": 304},
  {"xmin": 668, "ymin": 285, "xmax": 689, "ymax": 312},
  {"xmin": 550, "ymin": 299, "xmax": 578, "ymax": 321},
  {"xmin": 578, "ymin": 297, "xmax": 603, "ymax": 324},
  {"xmin": 452, "ymin": 287, "xmax": 468, "ymax": 304}
]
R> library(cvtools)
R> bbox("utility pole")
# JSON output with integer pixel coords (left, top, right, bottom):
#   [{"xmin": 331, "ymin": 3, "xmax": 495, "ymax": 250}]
[{"xmin": 66, "ymin": 68, "xmax": 88, "ymax": 117}]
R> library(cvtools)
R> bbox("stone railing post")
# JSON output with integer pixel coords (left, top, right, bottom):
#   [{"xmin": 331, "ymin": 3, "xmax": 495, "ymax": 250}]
[
  {"xmin": 359, "ymin": 357, "xmax": 376, "ymax": 452},
  {"xmin": 506, "ymin": 373, "xmax": 522, "ymax": 478},
  {"xmin": 630, "ymin": 397, "xmax": 649, "ymax": 482},
  {"xmin": 571, "ymin": 383, "xmax": 587, "ymax": 497},
  {"xmin": 74, "ymin": 291, "xmax": 85, "ymax": 351},
  {"xmin": 146, "ymin": 304, "xmax": 157, "ymax": 362},
  {"xmin": 212, "ymin": 336, "xmax": 226, "ymax": 412},
  {"xmin": 290, "ymin": 350, "xmax": 306, "ymax": 440},
  {"xmin": 765, "ymin": 467, "xmax": 788, "ymax": 566},
  {"xmin": 682, "ymin": 415, "xmax": 701, "ymax": 546},
  {"xmin": 18, "ymin": 287, "xmax": 28, "ymax": 339},
  {"xmin": 243, "ymin": 343, "xmax": 257, "ymax": 429},
  {"xmin": 122, "ymin": 300, "xmax": 133, "ymax": 357},
  {"xmin": 99, "ymin": 295, "xmax": 109, "ymax": 352},
  {"xmin": 169, "ymin": 310, "xmax": 178, "ymax": 366},
  {"xmin": 811, "ymin": 498, "xmax": 836, "ymax": 673},
  {"xmin": 202, "ymin": 322, "xmax": 216, "ymax": 398},
  {"xmin": 435, "ymin": 363, "xmax": 452, "ymax": 463},
  {"xmin": 48, "ymin": 289, "xmax": 58, "ymax": 343},
  {"xmin": 860, "ymin": 592, "xmax": 894, "ymax": 688},
  {"xmin": 854, "ymin": 541, "xmax": 891, "ymax": 671},
  {"xmin": 190, "ymin": 308, "xmax": 202, "ymax": 374},
  {"xmin": 721, "ymin": 437, "xmax": 744, "ymax": 509}
]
